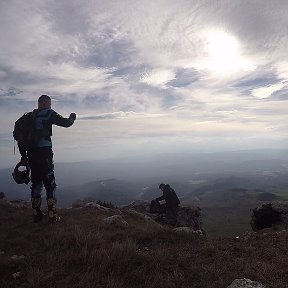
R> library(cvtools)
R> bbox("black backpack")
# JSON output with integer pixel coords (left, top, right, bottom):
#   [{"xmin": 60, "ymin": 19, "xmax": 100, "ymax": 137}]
[{"xmin": 13, "ymin": 111, "xmax": 41, "ymax": 150}]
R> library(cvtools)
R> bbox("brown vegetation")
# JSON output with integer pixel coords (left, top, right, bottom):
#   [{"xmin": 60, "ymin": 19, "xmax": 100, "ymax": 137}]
[{"xmin": 1, "ymin": 201, "xmax": 288, "ymax": 288}]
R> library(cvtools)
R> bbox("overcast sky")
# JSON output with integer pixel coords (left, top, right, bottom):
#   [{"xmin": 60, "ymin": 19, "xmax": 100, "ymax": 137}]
[{"xmin": 0, "ymin": 0, "xmax": 287, "ymax": 168}]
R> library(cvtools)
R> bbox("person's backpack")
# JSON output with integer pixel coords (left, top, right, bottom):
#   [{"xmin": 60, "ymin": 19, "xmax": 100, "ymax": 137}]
[{"xmin": 13, "ymin": 111, "xmax": 40, "ymax": 151}]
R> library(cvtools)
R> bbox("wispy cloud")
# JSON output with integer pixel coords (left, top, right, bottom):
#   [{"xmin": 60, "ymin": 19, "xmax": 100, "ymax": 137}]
[
  {"xmin": 252, "ymin": 82, "xmax": 287, "ymax": 99},
  {"xmin": 78, "ymin": 111, "xmax": 165, "ymax": 120}
]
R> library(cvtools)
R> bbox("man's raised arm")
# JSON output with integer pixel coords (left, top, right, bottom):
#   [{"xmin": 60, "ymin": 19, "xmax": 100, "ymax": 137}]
[{"xmin": 50, "ymin": 111, "xmax": 76, "ymax": 127}]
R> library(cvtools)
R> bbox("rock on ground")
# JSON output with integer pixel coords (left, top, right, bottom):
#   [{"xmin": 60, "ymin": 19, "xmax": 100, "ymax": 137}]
[
  {"xmin": 173, "ymin": 227, "xmax": 203, "ymax": 235},
  {"xmin": 124, "ymin": 200, "xmax": 150, "ymax": 213},
  {"xmin": 227, "ymin": 278, "xmax": 265, "ymax": 288},
  {"xmin": 250, "ymin": 202, "xmax": 288, "ymax": 231},
  {"xmin": 124, "ymin": 200, "xmax": 203, "ymax": 231},
  {"xmin": 0, "ymin": 198, "xmax": 30, "ymax": 208}
]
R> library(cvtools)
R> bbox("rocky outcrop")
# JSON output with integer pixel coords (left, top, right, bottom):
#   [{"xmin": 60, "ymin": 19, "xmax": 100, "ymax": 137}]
[
  {"xmin": 173, "ymin": 227, "xmax": 203, "ymax": 235},
  {"xmin": 72, "ymin": 199, "xmax": 116, "ymax": 211},
  {"xmin": 176, "ymin": 206, "xmax": 202, "ymax": 230},
  {"xmin": 124, "ymin": 200, "xmax": 150, "ymax": 213},
  {"xmin": 0, "ymin": 197, "xmax": 30, "ymax": 208},
  {"xmin": 227, "ymin": 278, "xmax": 265, "ymax": 288},
  {"xmin": 250, "ymin": 202, "xmax": 288, "ymax": 231},
  {"xmin": 72, "ymin": 199, "xmax": 97, "ymax": 208},
  {"xmin": 125, "ymin": 208, "xmax": 163, "ymax": 229},
  {"xmin": 124, "ymin": 200, "xmax": 203, "ymax": 231}
]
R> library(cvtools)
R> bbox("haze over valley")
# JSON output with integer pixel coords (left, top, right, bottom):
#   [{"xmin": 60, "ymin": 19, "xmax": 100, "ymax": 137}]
[{"xmin": 2, "ymin": 149, "xmax": 288, "ymax": 235}]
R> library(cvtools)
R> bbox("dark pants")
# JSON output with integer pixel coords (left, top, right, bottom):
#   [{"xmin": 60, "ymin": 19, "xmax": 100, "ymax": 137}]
[
  {"xmin": 160, "ymin": 203, "xmax": 178, "ymax": 219},
  {"xmin": 28, "ymin": 148, "xmax": 56, "ymax": 199}
]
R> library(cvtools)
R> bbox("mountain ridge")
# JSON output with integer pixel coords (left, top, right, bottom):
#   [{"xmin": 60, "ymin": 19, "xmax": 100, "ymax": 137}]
[{"xmin": 1, "ymin": 198, "xmax": 287, "ymax": 288}]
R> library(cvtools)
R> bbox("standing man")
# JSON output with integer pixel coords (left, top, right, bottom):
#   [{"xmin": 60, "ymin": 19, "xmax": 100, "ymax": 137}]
[{"xmin": 18, "ymin": 95, "xmax": 76, "ymax": 223}]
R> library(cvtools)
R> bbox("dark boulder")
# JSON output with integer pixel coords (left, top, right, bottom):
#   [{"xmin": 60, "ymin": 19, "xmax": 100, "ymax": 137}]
[{"xmin": 250, "ymin": 202, "xmax": 288, "ymax": 231}]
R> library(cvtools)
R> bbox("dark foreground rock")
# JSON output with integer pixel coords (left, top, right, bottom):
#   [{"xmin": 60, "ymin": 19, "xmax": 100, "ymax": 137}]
[
  {"xmin": 250, "ymin": 202, "xmax": 288, "ymax": 231},
  {"xmin": 124, "ymin": 200, "xmax": 203, "ymax": 231}
]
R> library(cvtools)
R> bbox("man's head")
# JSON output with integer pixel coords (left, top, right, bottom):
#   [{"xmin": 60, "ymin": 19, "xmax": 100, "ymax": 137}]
[
  {"xmin": 38, "ymin": 95, "xmax": 51, "ymax": 109},
  {"xmin": 159, "ymin": 183, "xmax": 165, "ymax": 191}
]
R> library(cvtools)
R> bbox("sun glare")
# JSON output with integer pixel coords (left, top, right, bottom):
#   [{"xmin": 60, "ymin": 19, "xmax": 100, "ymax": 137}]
[
  {"xmin": 208, "ymin": 31, "xmax": 239, "ymax": 59},
  {"xmin": 198, "ymin": 30, "xmax": 256, "ymax": 73}
]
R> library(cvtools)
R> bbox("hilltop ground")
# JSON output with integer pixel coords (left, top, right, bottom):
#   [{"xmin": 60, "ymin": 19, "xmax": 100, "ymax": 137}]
[{"xmin": 1, "ymin": 201, "xmax": 288, "ymax": 288}]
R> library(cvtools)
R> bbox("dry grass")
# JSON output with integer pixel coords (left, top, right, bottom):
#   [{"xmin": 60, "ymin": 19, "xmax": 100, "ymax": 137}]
[{"xmin": 1, "ymin": 202, "xmax": 288, "ymax": 288}]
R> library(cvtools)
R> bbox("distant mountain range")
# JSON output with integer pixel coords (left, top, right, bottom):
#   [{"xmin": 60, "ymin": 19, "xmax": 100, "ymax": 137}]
[
  {"xmin": 1, "ymin": 149, "xmax": 288, "ymax": 209},
  {"xmin": 57, "ymin": 179, "xmax": 142, "ymax": 207}
]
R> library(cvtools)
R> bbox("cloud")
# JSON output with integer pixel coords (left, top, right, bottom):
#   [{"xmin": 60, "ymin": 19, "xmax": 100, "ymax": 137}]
[
  {"xmin": 140, "ymin": 69, "xmax": 176, "ymax": 88},
  {"xmin": 0, "ymin": 0, "xmax": 288, "ymax": 166},
  {"xmin": 77, "ymin": 111, "xmax": 164, "ymax": 120},
  {"xmin": 252, "ymin": 82, "xmax": 287, "ymax": 99}
]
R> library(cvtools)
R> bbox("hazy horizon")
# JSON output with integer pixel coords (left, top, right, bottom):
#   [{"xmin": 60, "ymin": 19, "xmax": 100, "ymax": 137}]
[
  {"xmin": 2, "ymin": 148, "xmax": 288, "ymax": 211},
  {"xmin": 1, "ymin": 147, "xmax": 288, "ymax": 171}
]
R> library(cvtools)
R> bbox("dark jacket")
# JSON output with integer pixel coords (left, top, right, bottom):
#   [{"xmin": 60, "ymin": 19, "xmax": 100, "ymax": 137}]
[
  {"xmin": 19, "ymin": 108, "xmax": 75, "ymax": 158},
  {"xmin": 156, "ymin": 184, "xmax": 180, "ymax": 208}
]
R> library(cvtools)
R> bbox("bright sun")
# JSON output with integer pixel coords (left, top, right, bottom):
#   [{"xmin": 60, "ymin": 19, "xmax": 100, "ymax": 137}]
[
  {"xmin": 200, "ymin": 30, "xmax": 256, "ymax": 73},
  {"xmin": 208, "ymin": 31, "xmax": 238, "ymax": 60}
]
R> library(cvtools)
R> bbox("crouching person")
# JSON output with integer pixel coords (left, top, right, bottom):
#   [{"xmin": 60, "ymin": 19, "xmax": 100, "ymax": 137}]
[{"xmin": 155, "ymin": 183, "xmax": 180, "ymax": 224}]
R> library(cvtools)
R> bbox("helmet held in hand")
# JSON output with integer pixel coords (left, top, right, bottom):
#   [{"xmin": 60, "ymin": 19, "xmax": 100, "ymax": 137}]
[{"xmin": 12, "ymin": 162, "xmax": 31, "ymax": 184}]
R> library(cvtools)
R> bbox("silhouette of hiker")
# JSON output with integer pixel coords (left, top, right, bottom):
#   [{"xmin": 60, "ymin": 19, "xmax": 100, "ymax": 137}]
[
  {"xmin": 155, "ymin": 183, "xmax": 180, "ymax": 222},
  {"xmin": 18, "ymin": 95, "xmax": 76, "ymax": 223}
]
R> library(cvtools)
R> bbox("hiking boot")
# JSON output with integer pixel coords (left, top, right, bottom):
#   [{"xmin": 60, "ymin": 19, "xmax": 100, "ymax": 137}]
[
  {"xmin": 32, "ymin": 197, "xmax": 43, "ymax": 223},
  {"xmin": 31, "ymin": 197, "xmax": 41, "ymax": 210},
  {"xmin": 47, "ymin": 197, "xmax": 60, "ymax": 223}
]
